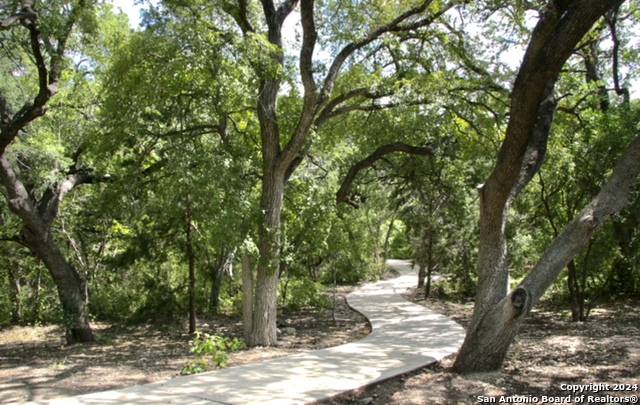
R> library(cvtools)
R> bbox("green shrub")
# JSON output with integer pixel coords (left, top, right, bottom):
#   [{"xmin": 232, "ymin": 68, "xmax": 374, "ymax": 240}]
[
  {"xmin": 89, "ymin": 285, "xmax": 132, "ymax": 323},
  {"xmin": 180, "ymin": 332, "xmax": 244, "ymax": 375},
  {"xmin": 279, "ymin": 278, "xmax": 330, "ymax": 311}
]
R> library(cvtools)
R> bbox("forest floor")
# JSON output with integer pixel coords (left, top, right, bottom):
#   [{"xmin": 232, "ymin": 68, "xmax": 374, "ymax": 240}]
[{"xmin": 1, "ymin": 281, "xmax": 639, "ymax": 404}]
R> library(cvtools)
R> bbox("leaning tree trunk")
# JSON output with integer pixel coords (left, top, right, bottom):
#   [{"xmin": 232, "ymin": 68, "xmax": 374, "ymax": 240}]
[
  {"xmin": 454, "ymin": 134, "xmax": 640, "ymax": 372},
  {"xmin": 0, "ymin": 156, "xmax": 94, "ymax": 344},
  {"xmin": 24, "ymin": 229, "xmax": 94, "ymax": 344},
  {"xmin": 1, "ymin": 0, "xmax": 95, "ymax": 344}
]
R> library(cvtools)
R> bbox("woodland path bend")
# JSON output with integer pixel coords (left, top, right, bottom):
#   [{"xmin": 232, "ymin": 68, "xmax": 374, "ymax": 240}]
[{"xmin": 28, "ymin": 259, "xmax": 466, "ymax": 405}]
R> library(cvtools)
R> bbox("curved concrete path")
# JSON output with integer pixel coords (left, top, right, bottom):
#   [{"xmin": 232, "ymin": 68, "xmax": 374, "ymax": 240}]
[{"xmin": 29, "ymin": 259, "xmax": 465, "ymax": 405}]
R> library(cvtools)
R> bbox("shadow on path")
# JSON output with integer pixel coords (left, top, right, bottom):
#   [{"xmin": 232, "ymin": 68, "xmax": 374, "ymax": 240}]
[{"xmin": 29, "ymin": 259, "xmax": 465, "ymax": 405}]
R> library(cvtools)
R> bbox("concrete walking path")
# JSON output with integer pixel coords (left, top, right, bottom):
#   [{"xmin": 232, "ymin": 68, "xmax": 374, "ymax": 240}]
[{"xmin": 30, "ymin": 259, "xmax": 465, "ymax": 405}]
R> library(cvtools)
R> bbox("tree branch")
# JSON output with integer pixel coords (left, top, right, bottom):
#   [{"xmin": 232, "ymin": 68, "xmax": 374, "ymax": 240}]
[
  {"xmin": 277, "ymin": 0, "xmax": 316, "ymax": 169},
  {"xmin": 606, "ymin": 6, "xmax": 630, "ymax": 104},
  {"xmin": 239, "ymin": 0, "xmax": 256, "ymax": 33},
  {"xmin": 521, "ymin": 133, "xmax": 640, "ymax": 304},
  {"xmin": 276, "ymin": 0, "xmax": 298, "ymax": 27},
  {"xmin": 337, "ymin": 140, "xmax": 450, "ymax": 206},
  {"xmin": 317, "ymin": 0, "xmax": 463, "ymax": 110},
  {"xmin": 482, "ymin": 0, "xmax": 625, "ymax": 212},
  {"xmin": 314, "ymin": 88, "xmax": 386, "ymax": 128},
  {"xmin": 509, "ymin": 79, "xmax": 557, "ymax": 201},
  {"xmin": 0, "ymin": 0, "xmax": 37, "ymax": 30},
  {"xmin": 0, "ymin": 0, "xmax": 87, "ymax": 154},
  {"xmin": 38, "ymin": 169, "xmax": 109, "ymax": 229}
]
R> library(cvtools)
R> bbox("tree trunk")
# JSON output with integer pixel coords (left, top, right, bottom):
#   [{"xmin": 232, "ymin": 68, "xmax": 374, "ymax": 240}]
[
  {"xmin": 453, "ymin": 133, "xmax": 640, "ymax": 373},
  {"xmin": 186, "ymin": 194, "xmax": 196, "ymax": 335},
  {"xmin": 242, "ymin": 252, "xmax": 253, "ymax": 343},
  {"xmin": 382, "ymin": 214, "xmax": 395, "ymax": 261},
  {"xmin": 0, "ymin": 0, "xmax": 95, "ymax": 344},
  {"xmin": 249, "ymin": 172, "xmax": 285, "ymax": 346},
  {"xmin": 425, "ymin": 230, "xmax": 434, "ymax": 298},
  {"xmin": 417, "ymin": 263, "xmax": 426, "ymax": 288},
  {"xmin": 452, "ymin": 0, "xmax": 624, "ymax": 373},
  {"xmin": 0, "ymin": 156, "xmax": 94, "ymax": 344},
  {"xmin": 209, "ymin": 267, "xmax": 224, "ymax": 311},
  {"xmin": 567, "ymin": 259, "xmax": 582, "ymax": 322},
  {"xmin": 33, "ymin": 265, "xmax": 42, "ymax": 319},
  {"xmin": 24, "ymin": 230, "xmax": 94, "ymax": 344},
  {"xmin": 611, "ymin": 217, "xmax": 638, "ymax": 295},
  {"xmin": 425, "ymin": 265, "xmax": 433, "ymax": 299},
  {"xmin": 205, "ymin": 246, "xmax": 233, "ymax": 312},
  {"xmin": 7, "ymin": 264, "xmax": 21, "ymax": 323}
]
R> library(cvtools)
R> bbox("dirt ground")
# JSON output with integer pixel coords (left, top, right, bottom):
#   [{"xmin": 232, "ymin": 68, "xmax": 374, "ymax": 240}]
[
  {"xmin": 1, "ymin": 282, "xmax": 639, "ymax": 405},
  {"xmin": 0, "ymin": 285, "xmax": 370, "ymax": 404}
]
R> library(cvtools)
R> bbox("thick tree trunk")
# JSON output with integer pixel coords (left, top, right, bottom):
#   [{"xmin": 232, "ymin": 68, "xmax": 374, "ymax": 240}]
[
  {"xmin": 249, "ymin": 172, "xmax": 285, "ymax": 346},
  {"xmin": 1, "ymin": 156, "xmax": 94, "ymax": 344},
  {"xmin": 209, "ymin": 268, "xmax": 224, "ymax": 311},
  {"xmin": 454, "ymin": 288, "xmax": 532, "ymax": 371},
  {"xmin": 452, "ymin": 0, "xmax": 624, "ymax": 373},
  {"xmin": 24, "ymin": 230, "xmax": 94, "ymax": 344}
]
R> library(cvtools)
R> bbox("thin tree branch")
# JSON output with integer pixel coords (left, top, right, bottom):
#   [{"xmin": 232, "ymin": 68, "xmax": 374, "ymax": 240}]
[
  {"xmin": 606, "ymin": 6, "xmax": 630, "ymax": 104},
  {"xmin": 319, "ymin": 0, "xmax": 444, "ymax": 105},
  {"xmin": 315, "ymin": 88, "xmax": 385, "ymax": 128},
  {"xmin": 239, "ymin": 0, "xmax": 255, "ymax": 33}
]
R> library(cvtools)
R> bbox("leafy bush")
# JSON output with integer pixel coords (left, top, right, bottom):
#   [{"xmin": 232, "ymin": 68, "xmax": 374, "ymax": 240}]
[
  {"xmin": 279, "ymin": 278, "xmax": 330, "ymax": 311},
  {"xmin": 89, "ymin": 285, "xmax": 132, "ymax": 323},
  {"xmin": 180, "ymin": 332, "xmax": 244, "ymax": 375}
]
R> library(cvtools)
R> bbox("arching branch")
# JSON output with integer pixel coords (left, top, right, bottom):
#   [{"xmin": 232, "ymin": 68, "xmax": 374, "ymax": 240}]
[{"xmin": 336, "ymin": 138, "xmax": 450, "ymax": 206}]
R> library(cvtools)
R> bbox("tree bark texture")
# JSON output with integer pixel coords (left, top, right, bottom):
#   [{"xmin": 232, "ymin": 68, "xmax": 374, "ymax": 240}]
[
  {"xmin": 250, "ymin": 171, "xmax": 285, "ymax": 346},
  {"xmin": 245, "ymin": 0, "xmax": 469, "ymax": 346},
  {"xmin": 24, "ymin": 228, "xmax": 94, "ymax": 344},
  {"xmin": 0, "ymin": 156, "xmax": 94, "ymax": 343},
  {"xmin": 242, "ymin": 253, "xmax": 254, "ymax": 342},
  {"xmin": 453, "ymin": 0, "xmax": 625, "ymax": 373}
]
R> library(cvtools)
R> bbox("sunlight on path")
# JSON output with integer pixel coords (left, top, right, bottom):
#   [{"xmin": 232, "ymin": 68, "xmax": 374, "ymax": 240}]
[{"xmin": 28, "ymin": 259, "xmax": 465, "ymax": 405}]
